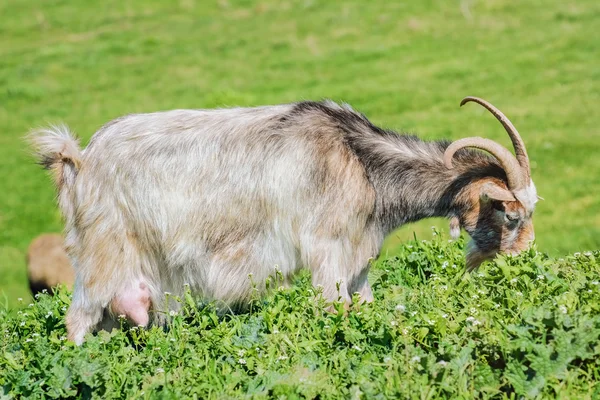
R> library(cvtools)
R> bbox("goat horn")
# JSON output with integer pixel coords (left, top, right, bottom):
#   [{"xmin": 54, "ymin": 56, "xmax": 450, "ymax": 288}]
[
  {"xmin": 444, "ymin": 137, "xmax": 525, "ymax": 190},
  {"xmin": 460, "ymin": 96, "xmax": 531, "ymax": 183}
]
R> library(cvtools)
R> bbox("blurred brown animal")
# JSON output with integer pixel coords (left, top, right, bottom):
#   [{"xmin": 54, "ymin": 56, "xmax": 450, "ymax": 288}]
[{"xmin": 27, "ymin": 233, "xmax": 75, "ymax": 295}]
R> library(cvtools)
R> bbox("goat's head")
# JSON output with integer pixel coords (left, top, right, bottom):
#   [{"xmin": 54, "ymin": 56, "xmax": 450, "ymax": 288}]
[{"xmin": 445, "ymin": 97, "xmax": 539, "ymax": 270}]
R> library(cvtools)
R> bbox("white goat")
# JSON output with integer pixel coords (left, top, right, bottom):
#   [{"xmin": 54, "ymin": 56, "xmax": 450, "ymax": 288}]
[{"xmin": 29, "ymin": 97, "xmax": 538, "ymax": 344}]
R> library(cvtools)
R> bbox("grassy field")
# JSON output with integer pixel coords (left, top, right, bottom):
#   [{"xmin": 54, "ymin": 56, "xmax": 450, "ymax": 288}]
[
  {"xmin": 2, "ymin": 236, "xmax": 600, "ymax": 398},
  {"xmin": 1, "ymin": 1, "xmax": 599, "ymax": 302}
]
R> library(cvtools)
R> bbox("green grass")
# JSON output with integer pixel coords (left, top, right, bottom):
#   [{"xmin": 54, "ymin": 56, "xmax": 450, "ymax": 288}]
[
  {"xmin": 2, "ymin": 235, "xmax": 600, "ymax": 398},
  {"xmin": 2, "ymin": 0, "xmax": 599, "ymax": 304}
]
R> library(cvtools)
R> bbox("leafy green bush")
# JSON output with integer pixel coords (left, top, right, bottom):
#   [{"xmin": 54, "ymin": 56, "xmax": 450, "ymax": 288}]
[{"xmin": 2, "ymin": 233, "xmax": 599, "ymax": 399}]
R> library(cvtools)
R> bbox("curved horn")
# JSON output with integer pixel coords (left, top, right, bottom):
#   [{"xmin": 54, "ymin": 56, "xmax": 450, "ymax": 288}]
[
  {"xmin": 444, "ymin": 137, "xmax": 525, "ymax": 190},
  {"xmin": 460, "ymin": 96, "xmax": 531, "ymax": 182}
]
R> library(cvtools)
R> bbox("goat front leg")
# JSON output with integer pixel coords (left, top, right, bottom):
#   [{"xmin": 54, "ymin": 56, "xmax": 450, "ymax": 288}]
[
  {"xmin": 349, "ymin": 267, "xmax": 374, "ymax": 304},
  {"xmin": 305, "ymin": 240, "xmax": 354, "ymax": 311}
]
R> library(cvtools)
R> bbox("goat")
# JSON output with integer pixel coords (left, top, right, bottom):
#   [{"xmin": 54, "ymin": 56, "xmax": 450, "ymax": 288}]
[
  {"xmin": 27, "ymin": 233, "xmax": 75, "ymax": 295},
  {"xmin": 29, "ymin": 96, "xmax": 538, "ymax": 344}
]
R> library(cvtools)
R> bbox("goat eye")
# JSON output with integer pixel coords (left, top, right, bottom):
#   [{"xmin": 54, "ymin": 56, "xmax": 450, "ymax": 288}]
[{"xmin": 505, "ymin": 213, "xmax": 519, "ymax": 222}]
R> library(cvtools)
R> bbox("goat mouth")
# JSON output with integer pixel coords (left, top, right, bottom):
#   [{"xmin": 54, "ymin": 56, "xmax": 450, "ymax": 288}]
[{"xmin": 465, "ymin": 242, "xmax": 497, "ymax": 271}]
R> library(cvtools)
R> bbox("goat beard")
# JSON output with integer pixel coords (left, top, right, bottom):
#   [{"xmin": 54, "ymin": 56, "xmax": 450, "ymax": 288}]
[{"xmin": 465, "ymin": 240, "xmax": 497, "ymax": 271}]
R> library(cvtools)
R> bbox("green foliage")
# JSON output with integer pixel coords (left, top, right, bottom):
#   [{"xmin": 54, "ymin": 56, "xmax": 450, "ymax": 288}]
[{"xmin": 2, "ymin": 235, "xmax": 599, "ymax": 399}]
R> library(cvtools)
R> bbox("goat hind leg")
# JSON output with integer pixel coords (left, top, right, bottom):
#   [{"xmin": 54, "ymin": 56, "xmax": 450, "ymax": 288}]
[{"xmin": 66, "ymin": 281, "xmax": 104, "ymax": 345}]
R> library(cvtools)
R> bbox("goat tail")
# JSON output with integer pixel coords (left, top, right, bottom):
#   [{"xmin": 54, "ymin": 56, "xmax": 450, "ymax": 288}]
[{"xmin": 27, "ymin": 124, "xmax": 83, "ymax": 225}]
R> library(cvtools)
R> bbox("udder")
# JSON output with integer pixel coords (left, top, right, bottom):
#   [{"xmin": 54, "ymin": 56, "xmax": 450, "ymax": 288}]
[{"xmin": 110, "ymin": 279, "xmax": 151, "ymax": 327}]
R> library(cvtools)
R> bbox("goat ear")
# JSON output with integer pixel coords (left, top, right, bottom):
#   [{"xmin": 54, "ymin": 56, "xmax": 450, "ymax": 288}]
[{"xmin": 480, "ymin": 182, "xmax": 516, "ymax": 202}]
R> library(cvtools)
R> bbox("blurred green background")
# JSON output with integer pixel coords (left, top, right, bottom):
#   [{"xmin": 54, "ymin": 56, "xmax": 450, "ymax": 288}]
[{"xmin": 1, "ymin": 0, "xmax": 598, "ymax": 304}]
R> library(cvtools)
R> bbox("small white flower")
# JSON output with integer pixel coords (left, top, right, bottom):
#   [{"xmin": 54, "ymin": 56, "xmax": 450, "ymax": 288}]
[
  {"xmin": 559, "ymin": 305, "xmax": 568, "ymax": 314},
  {"xmin": 20, "ymin": 322, "xmax": 25, "ymax": 327},
  {"xmin": 28, "ymin": 303, "xmax": 34, "ymax": 307},
  {"xmin": 510, "ymin": 278, "xmax": 518, "ymax": 284},
  {"xmin": 411, "ymin": 311, "xmax": 417, "ymax": 316},
  {"xmin": 437, "ymin": 360, "xmax": 448, "ymax": 367},
  {"xmin": 17, "ymin": 311, "xmax": 22, "ymax": 315},
  {"xmin": 469, "ymin": 308, "xmax": 478, "ymax": 315},
  {"xmin": 440, "ymin": 285, "xmax": 448, "ymax": 291},
  {"xmin": 169, "ymin": 310, "xmax": 178, "ymax": 316},
  {"xmin": 170, "ymin": 338, "xmax": 176, "ymax": 342},
  {"xmin": 277, "ymin": 355, "xmax": 288, "ymax": 361},
  {"xmin": 592, "ymin": 281, "xmax": 599, "ymax": 285},
  {"xmin": 390, "ymin": 320, "xmax": 397, "ymax": 326},
  {"xmin": 238, "ymin": 358, "xmax": 246, "ymax": 365},
  {"xmin": 46, "ymin": 311, "xmax": 53, "ymax": 318},
  {"xmin": 25, "ymin": 338, "xmax": 33, "ymax": 343},
  {"xmin": 384, "ymin": 356, "xmax": 392, "ymax": 363},
  {"xmin": 395, "ymin": 304, "xmax": 406, "ymax": 313},
  {"xmin": 442, "ymin": 314, "xmax": 448, "ymax": 319},
  {"xmin": 156, "ymin": 368, "xmax": 165, "ymax": 373},
  {"xmin": 32, "ymin": 333, "xmax": 40, "ymax": 337},
  {"xmin": 238, "ymin": 350, "xmax": 246, "ymax": 357},
  {"xmin": 353, "ymin": 345, "xmax": 362, "ymax": 351},
  {"xmin": 515, "ymin": 292, "xmax": 523, "ymax": 297},
  {"xmin": 324, "ymin": 325, "xmax": 330, "ymax": 329},
  {"xmin": 427, "ymin": 319, "xmax": 435, "ymax": 326},
  {"xmin": 477, "ymin": 273, "xmax": 485, "ymax": 278},
  {"xmin": 477, "ymin": 289, "xmax": 485, "ymax": 295},
  {"xmin": 574, "ymin": 252, "xmax": 581, "ymax": 257},
  {"xmin": 164, "ymin": 292, "xmax": 172, "ymax": 296},
  {"xmin": 442, "ymin": 261, "xmax": 448, "ymax": 269},
  {"xmin": 471, "ymin": 294, "xmax": 479, "ymax": 300},
  {"xmin": 272, "ymin": 328, "xmax": 279, "ymax": 334},
  {"xmin": 452, "ymin": 264, "xmax": 457, "ymax": 269},
  {"xmin": 466, "ymin": 316, "xmax": 481, "ymax": 326},
  {"xmin": 59, "ymin": 336, "xmax": 67, "ymax": 341},
  {"xmin": 61, "ymin": 306, "xmax": 66, "ymax": 312},
  {"xmin": 494, "ymin": 303, "xmax": 501, "ymax": 309},
  {"xmin": 411, "ymin": 356, "xmax": 421, "ymax": 363},
  {"xmin": 537, "ymin": 275, "xmax": 545, "ymax": 280},
  {"xmin": 402, "ymin": 328, "xmax": 409, "ymax": 335},
  {"xmin": 17, "ymin": 298, "xmax": 23, "ymax": 302}
]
